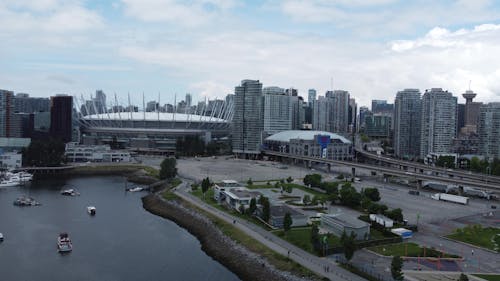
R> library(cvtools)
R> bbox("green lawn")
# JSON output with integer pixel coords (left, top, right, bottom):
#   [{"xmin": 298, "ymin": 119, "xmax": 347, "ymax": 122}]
[
  {"xmin": 446, "ymin": 225, "xmax": 500, "ymax": 252},
  {"xmin": 272, "ymin": 227, "xmax": 341, "ymax": 255},
  {"xmin": 368, "ymin": 242, "xmax": 461, "ymax": 258},
  {"xmin": 473, "ymin": 274, "xmax": 500, "ymax": 281}
]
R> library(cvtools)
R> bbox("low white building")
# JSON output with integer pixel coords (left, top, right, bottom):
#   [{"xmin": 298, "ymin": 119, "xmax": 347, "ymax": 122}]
[
  {"xmin": 369, "ymin": 214, "xmax": 394, "ymax": 228},
  {"xmin": 213, "ymin": 180, "xmax": 244, "ymax": 202},
  {"xmin": 0, "ymin": 151, "xmax": 22, "ymax": 169},
  {"xmin": 224, "ymin": 188, "xmax": 261, "ymax": 212},
  {"xmin": 65, "ymin": 143, "xmax": 131, "ymax": 163}
]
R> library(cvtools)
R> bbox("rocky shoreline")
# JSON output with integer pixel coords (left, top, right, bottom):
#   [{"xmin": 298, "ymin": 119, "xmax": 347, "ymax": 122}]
[{"xmin": 142, "ymin": 193, "xmax": 311, "ymax": 281}]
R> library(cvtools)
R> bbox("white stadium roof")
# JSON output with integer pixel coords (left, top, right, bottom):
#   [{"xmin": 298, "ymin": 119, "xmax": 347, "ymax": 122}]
[
  {"xmin": 82, "ymin": 112, "xmax": 228, "ymax": 123},
  {"xmin": 265, "ymin": 130, "xmax": 351, "ymax": 144}
]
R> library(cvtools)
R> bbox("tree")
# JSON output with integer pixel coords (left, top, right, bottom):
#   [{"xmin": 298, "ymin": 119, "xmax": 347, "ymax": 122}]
[
  {"xmin": 283, "ymin": 212, "xmax": 292, "ymax": 233},
  {"xmin": 249, "ymin": 198, "xmax": 257, "ymax": 215},
  {"xmin": 458, "ymin": 273, "xmax": 469, "ymax": 281},
  {"xmin": 285, "ymin": 184, "xmax": 293, "ymax": 193},
  {"xmin": 362, "ymin": 187, "xmax": 381, "ymax": 202},
  {"xmin": 201, "ymin": 177, "xmax": 210, "ymax": 198},
  {"xmin": 361, "ymin": 197, "xmax": 372, "ymax": 210},
  {"xmin": 339, "ymin": 184, "xmax": 362, "ymax": 207},
  {"xmin": 286, "ymin": 176, "xmax": 293, "ymax": 183},
  {"xmin": 470, "ymin": 156, "xmax": 482, "ymax": 172},
  {"xmin": 302, "ymin": 194, "xmax": 311, "ymax": 205},
  {"xmin": 159, "ymin": 158, "xmax": 177, "ymax": 179},
  {"xmin": 311, "ymin": 224, "xmax": 319, "ymax": 245},
  {"xmin": 391, "ymin": 255, "xmax": 404, "ymax": 281},
  {"xmin": 238, "ymin": 205, "xmax": 246, "ymax": 214},
  {"xmin": 303, "ymin": 174, "xmax": 322, "ymax": 188},
  {"xmin": 436, "ymin": 155, "xmax": 456, "ymax": 168},
  {"xmin": 387, "ymin": 208, "xmax": 404, "ymax": 222},
  {"xmin": 259, "ymin": 196, "xmax": 271, "ymax": 222},
  {"xmin": 247, "ymin": 178, "xmax": 253, "ymax": 186},
  {"xmin": 340, "ymin": 231, "xmax": 357, "ymax": 261},
  {"xmin": 22, "ymin": 138, "xmax": 65, "ymax": 167}
]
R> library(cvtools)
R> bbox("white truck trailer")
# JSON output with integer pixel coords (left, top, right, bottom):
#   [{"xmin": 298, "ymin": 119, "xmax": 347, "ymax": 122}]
[{"xmin": 431, "ymin": 193, "xmax": 469, "ymax": 205}]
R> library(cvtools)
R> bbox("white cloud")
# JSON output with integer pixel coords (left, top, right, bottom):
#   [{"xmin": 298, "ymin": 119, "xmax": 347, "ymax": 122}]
[
  {"xmin": 0, "ymin": 0, "xmax": 103, "ymax": 45},
  {"xmin": 120, "ymin": 0, "xmax": 235, "ymax": 26},
  {"xmin": 119, "ymin": 24, "xmax": 500, "ymax": 106},
  {"xmin": 277, "ymin": 0, "xmax": 500, "ymax": 37}
]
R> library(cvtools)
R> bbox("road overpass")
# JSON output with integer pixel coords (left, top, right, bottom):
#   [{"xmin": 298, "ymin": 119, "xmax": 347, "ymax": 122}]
[
  {"xmin": 355, "ymin": 149, "xmax": 500, "ymax": 186},
  {"xmin": 262, "ymin": 150, "xmax": 500, "ymax": 193}
]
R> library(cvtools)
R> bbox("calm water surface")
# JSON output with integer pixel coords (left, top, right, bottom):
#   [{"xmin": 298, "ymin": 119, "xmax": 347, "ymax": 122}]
[{"xmin": 0, "ymin": 176, "xmax": 239, "ymax": 281}]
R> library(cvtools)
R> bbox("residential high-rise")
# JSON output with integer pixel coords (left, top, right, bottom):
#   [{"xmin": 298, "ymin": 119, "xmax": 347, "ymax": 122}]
[
  {"xmin": 478, "ymin": 103, "xmax": 500, "ymax": 159},
  {"xmin": 420, "ymin": 88, "xmax": 457, "ymax": 158},
  {"xmin": 365, "ymin": 114, "xmax": 391, "ymax": 138},
  {"xmin": 371, "ymin": 100, "xmax": 394, "ymax": 115},
  {"xmin": 50, "ymin": 95, "xmax": 73, "ymax": 143},
  {"xmin": 263, "ymin": 87, "xmax": 292, "ymax": 135},
  {"xmin": 232, "ymin": 80, "xmax": 263, "ymax": 157},
  {"xmin": 185, "ymin": 93, "xmax": 192, "ymax": 108},
  {"xmin": 358, "ymin": 106, "xmax": 370, "ymax": 131},
  {"xmin": 393, "ymin": 89, "xmax": 421, "ymax": 159},
  {"xmin": 95, "ymin": 90, "xmax": 107, "ymax": 114},
  {"xmin": 308, "ymin": 89, "xmax": 316, "ymax": 106},
  {"xmin": 14, "ymin": 93, "xmax": 50, "ymax": 113},
  {"xmin": 0, "ymin": 89, "xmax": 22, "ymax": 138},
  {"xmin": 326, "ymin": 90, "xmax": 350, "ymax": 133},
  {"xmin": 348, "ymin": 98, "xmax": 357, "ymax": 133}
]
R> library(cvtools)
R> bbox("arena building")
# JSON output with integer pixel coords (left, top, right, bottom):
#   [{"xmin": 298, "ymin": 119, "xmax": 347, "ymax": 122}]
[
  {"xmin": 79, "ymin": 112, "xmax": 231, "ymax": 153},
  {"xmin": 263, "ymin": 130, "xmax": 353, "ymax": 160}
]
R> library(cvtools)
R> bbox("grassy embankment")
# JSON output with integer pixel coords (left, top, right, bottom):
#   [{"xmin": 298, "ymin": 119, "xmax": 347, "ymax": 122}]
[
  {"xmin": 473, "ymin": 274, "xmax": 500, "ymax": 281},
  {"xmin": 368, "ymin": 242, "xmax": 461, "ymax": 258},
  {"xmin": 161, "ymin": 186, "xmax": 322, "ymax": 280},
  {"xmin": 446, "ymin": 225, "xmax": 500, "ymax": 252}
]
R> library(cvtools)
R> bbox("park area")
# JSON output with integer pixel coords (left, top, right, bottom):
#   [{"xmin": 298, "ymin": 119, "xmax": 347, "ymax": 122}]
[
  {"xmin": 446, "ymin": 225, "xmax": 500, "ymax": 252},
  {"xmin": 367, "ymin": 242, "xmax": 461, "ymax": 258}
]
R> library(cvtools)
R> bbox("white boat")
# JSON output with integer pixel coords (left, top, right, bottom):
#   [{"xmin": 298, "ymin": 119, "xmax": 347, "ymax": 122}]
[
  {"xmin": 87, "ymin": 206, "xmax": 96, "ymax": 216},
  {"xmin": 0, "ymin": 232, "xmax": 4, "ymax": 242},
  {"xmin": 0, "ymin": 179, "xmax": 21, "ymax": 187},
  {"xmin": 5, "ymin": 171, "xmax": 32, "ymax": 183},
  {"xmin": 57, "ymin": 233, "xmax": 72, "ymax": 253},
  {"xmin": 126, "ymin": 186, "xmax": 143, "ymax": 192},
  {"xmin": 13, "ymin": 196, "xmax": 41, "ymax": 206},
  {"xmin": 60, "ymin": 189, "xmax": 80, "ymax": 196}
]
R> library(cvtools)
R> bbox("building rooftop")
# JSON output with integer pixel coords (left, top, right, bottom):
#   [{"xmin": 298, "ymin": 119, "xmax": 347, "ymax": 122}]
[
  {"xmin": 270, "ymin": 204, "xmax": 305, "ymax": 217},
  {"xmin": 225, "ymin": 189, "xmax": 261, "ymax": 199},
  {"xmin": 322, "ymin": 213, "xmax": 369, "ymax": 229},
  {"xmin": 82, "ymin": 112, "xmax": 228, "ymax": 123},
  {"xmin": 265, "ymin": 130, "xmax": 351, "ymax": 144}
]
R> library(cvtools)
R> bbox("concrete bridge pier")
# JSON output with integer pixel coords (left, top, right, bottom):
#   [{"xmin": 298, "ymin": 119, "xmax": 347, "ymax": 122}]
[
  {"xmin": 351, "ymin": 167, "xmax": 356, "ymax": 179},
  {"xmin": 416, "ymin": 179, "xmax": 422, "ymax": 190},
  {"xmin": 327, "ymin": 163, "xmax": 331, "ymax": 172},
  {"xmin": 383, "ymin": 174, "xmax": 389, "ymax": 183}
]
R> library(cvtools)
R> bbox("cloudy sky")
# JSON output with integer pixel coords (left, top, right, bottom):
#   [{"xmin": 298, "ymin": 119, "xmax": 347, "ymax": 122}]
[{"xmin": 1, "ymin": 0, "xmax": 500, "ymax": 107}]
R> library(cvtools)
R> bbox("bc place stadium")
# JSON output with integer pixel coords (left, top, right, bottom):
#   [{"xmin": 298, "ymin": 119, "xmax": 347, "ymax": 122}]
[{"xmin": 78, "ymin": 103, "xmax": 233, "ymax": 154}]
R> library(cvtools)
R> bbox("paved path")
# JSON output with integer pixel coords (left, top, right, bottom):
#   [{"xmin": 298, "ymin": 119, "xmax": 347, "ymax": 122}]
[{"xmin": 173, "ymin": 181, "xmax": 367, "ymax": 281}]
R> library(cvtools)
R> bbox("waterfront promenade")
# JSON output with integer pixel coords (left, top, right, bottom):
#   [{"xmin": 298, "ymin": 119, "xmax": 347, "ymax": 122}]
[{"xmin": 173, "ymin": 180, "xmax": 367, "ymax": 281}]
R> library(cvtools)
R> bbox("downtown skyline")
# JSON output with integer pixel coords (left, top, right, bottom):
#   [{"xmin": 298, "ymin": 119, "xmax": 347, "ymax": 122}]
[{"xmin": 1, "ymin": 0, "xmax": 500, "ymax": 107}]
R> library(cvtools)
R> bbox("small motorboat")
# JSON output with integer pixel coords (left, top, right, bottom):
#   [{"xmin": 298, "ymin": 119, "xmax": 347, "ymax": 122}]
[
  {"xmin": 126, "ymin": 186, "xmax": 143, "ymax": 192},
  {"xmin": 0, "ymin": 178, "xmax": 21, "ymax": 188},
  {"xmin": 57, "ymin": 233, "xmax": 72, "ymax": 253},
  {"xmin": 87, "ymin": 206, "xmax": 96, "ymax": 216},
  {"xmin": 60, "ymin": 188, "xmax": 80, "ymax": 196},
  {"xmin": 0, "ymin": 232, "xmax": 4, "ymax": 242},
  {"xmin": 13, "ymin": 196, "xmax": 41, "ymax": 206}
]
